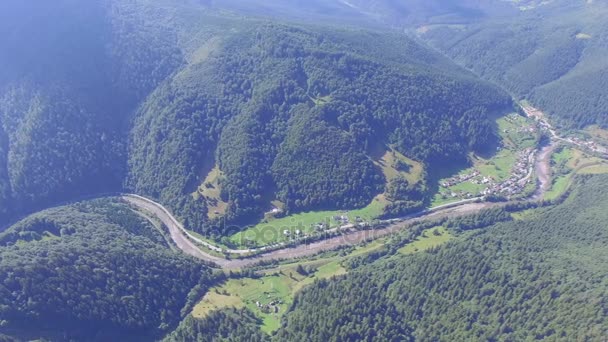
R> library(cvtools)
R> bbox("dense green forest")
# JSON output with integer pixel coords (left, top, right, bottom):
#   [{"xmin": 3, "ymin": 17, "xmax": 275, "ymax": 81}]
[
  {"xmin": 0, "ymin": 0, "xmax": 183, "ymax": 227},
  {"xmin": 0, "ymin": 199, "xmax": 215, "ymax": 341},
  {"xmin": 272, "ymin": 175, "xmax": 608, "ymax": 340},
  {"xmin": 0, "ymin": 0, "xmax": 512, "ymax": 236},
  {"xmin": 221, "ymin": 0, "xmax": 608, "ymax": 129},
  {"xmin": 165, "ymin": 309, "xmax": 267, "ymax": 342},
  {"xmin": 1, "ymin": 1, "xmax": 607, "ymax": 341},
  {"xmin": 420, "ymin": 0, "xmax": 608, "ymax": 128},
  {"xmin": 127, "ymin": 20, "xmax": 511, "ymax": 234}
]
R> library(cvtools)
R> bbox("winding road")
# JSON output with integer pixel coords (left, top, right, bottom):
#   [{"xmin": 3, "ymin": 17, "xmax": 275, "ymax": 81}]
[
  {"xmin": 124, "ymin": 193, "xmax": 495, "ymax": 269},
  {"xmin": 121, "ymin": 106, "xmax": 603, "ymax": 269},
  {"xmin": 122, "ymin": 138, "xmax": 555, "ymax": 270}
]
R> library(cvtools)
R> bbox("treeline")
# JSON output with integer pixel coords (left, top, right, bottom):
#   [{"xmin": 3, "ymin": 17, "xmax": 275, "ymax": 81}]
[
  {"xmin": 0, "ymin": 199, "xmax": 215, "ymax": 341},
  {"xmin": 273, "ymin": 175, "xmax": 608, "ymax": 340}
]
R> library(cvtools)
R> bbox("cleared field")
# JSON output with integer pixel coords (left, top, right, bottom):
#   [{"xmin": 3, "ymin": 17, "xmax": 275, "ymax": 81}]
[
  {"xmin": 497, "ymin": 113, "xmax": 538, "ymax": 150},
  {"xmin": 373, "ymin": 147, "xmax": 424, "ymax": 185},
  {"xmin": 544, "ymin": 147, "xmax": 608, "ymax": 201},
  {"xmin": 398, "ymin": 226, "xmax": 453, "ymax": 255},
  {"xmin": 552, "ymin": 147, "xmax": 573, "ymax": 165},
  {"xmin": 195, "ymin": 164, "xmax": 228, "ymax": 219},
  {"xmin": 230, "ymin": 197, "xmax": 386, "ymax": 247},
  {"xmin": 192, "ymin": 256, "xmax": 350, "ymax": 333},
  {"xmin": 192, "ymin": 291, "xmax": 244, "ymax": 318},
  {"xmin": 195, "ymin": 221, "xmax": 461, "ymax": 332},
  {"xmin": 578, "ymin": 164, "xmax": 608, "ymax": 174},
  {"xmin": 544, "ymin": 175, "xmax": 571, "ymax": 201}
]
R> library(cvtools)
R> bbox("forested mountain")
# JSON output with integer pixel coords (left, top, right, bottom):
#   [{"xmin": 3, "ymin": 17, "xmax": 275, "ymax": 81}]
[
  {"xmin": 418, "ymin": 0, "xmax": 608, "ymax": 128},
  {"xmin": 0, "ymin": 0, "xmax": 512, "ymax": 236},
  {"xmin": 207, "ymin": 0, "xmax": 608, "ymax": 129},
  {"xmin": 1, "ymin": 1, "xmax": 607, "ymax": 341},
  {"xmin": 274, "ymin": 175, "xmax": 608, "ymax": 340},
  {"xmin": 0, "ymin": 0, "xmax": 182, "ymax": 227},
  {"xmin": 203, "ymin": 0, "xmax": 519, "ymax": 28},
  {"xmin": 127, "ymin": 20, "xmax": 511, "ymax": 233},
  {"xmin": 0, "ymin": 198, "xmax": 215, "ymax": 341}
]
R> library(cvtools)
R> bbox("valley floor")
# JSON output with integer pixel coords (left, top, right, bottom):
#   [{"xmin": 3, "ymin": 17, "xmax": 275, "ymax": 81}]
[{"xmin": 122, "ymin": 104, "xmax": 608, "ymax": 270}]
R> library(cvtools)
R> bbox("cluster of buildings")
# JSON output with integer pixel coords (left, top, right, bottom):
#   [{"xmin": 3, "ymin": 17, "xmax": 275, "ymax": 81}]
[
  {"xmin": 441, "ymin": 148, "xmax": 535, "ymax": 200},
  {"xmin": 481, "ymin": 149, "xmax": 534, "ymax": 198},
  {"xmin": 441, "ymin": 170, "xmax": 481, "ymax": 188},
  {"xmin": 283, "ymin": 229, "xmax": 303, "ymax": 237},
  {"xmin": 333, "ymin": 215, "xmax": 350, "ymax": 225},
  {"xmin": 503, "ymin": 114, "xmax": 538, "ymax": 135},
  {"xmin": 563, "ymin": 136, "xmax": 608, "ymax": 155},
  {"xmin": 256, "ymin": 300, "xmax": 281, "ymax": 314},
  {"xmin": 281, "ymin": 214, "xmax": 367, "ymax": 239}
]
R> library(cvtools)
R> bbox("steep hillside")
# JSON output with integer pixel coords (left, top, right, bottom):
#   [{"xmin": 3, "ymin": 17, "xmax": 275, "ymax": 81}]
[
  {"xmin": 126, "ymin": 21, "xmax": 512, "ymax": 234},
  {"xmin": 275, "ymin": 175, "xmax": 608, "ymax": 340},
  {"xmin": 0, "ymin": 0, "xmax": 183, "ymax": 226},
  {"xmin": 420, "ymin": 0, "xmax": 608, "ymax": 128},
  {"xmin": 0, "ymin": 0, "xmax": 512, "ymax": 236},
  {"xmin": 209, "ymin": 0, "xmax": 608, "ymax": 129},
  {"xmin": 0, "ymin": 198, "xmax": 215, "ymax": 341}
]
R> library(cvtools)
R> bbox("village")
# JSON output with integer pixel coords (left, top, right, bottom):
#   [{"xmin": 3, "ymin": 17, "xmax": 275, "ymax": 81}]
[
  {"xmin": 281, "ymin": 214, "xmax": 372, "ymax": 241},
  {"xmin": 522, "ymin": 104, "xmax": 608, "ymax": 157},
  {"xmin": 439, "ymin": 147, "xmax": 535, "ymax": 201}
]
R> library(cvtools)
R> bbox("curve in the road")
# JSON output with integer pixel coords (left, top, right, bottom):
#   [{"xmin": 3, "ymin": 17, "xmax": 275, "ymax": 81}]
[
  {"xmin": 117, "ymin": 108, "xmax": 608, "ymax": 269},
  {"xmin": 124, "ymin": 136, "xmax": 567, "ymax": 269}
]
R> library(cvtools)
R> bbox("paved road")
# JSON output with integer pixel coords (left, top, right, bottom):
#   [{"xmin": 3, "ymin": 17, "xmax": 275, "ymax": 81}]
[
  {"xmin": 124, "ymin": 193, "xmax": 499, "ymax": 269},
  {"xmin": 122, "ymin": 141, "xmax": 564, "ymax": 270},
  {"xmin": 123, "ymin": 195, "xmax": 233, "ymax": 267},
  {"xmin": 124, "ymin": 105, "xmax": 591, "ymax": 269}
]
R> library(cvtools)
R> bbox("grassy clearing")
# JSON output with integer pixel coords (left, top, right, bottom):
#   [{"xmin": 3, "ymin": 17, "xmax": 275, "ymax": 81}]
[
  {"xmin": 191, "ymin": 238, "xmax": 392, "ymax": 333},
  {"xmin": 578, "ymin": 164, "xmax": 608, "ymax": 174},
  {"xmin": 544, "ymin": 175, "xmax": 571, "ymax": 201},
  {"xmin": 511, "ymin": 208, "xmax": 540, "ymax": 221},
  {"xmin": 193, "ymin": 258, "xmax": 348, "ymax": 333},
  {"xmin": 398, "ymin": 226, "xmax": 452, "ymax": 255},
  {"xmin": 192, "ymin": 291, "xmax": 244, "ymax": 318},
  {"xmin": 553, "ymin": 147, "xmax": 573, "ymax": 165},
  {"xmin": 477, "ymin": 150, "xmax": 518, "ymax": 180},
  {"xmin": 543, "ymin": 147, "xmax": 608, "ymax": 201},
  {"xmin": 196, "ymin": 223, "xmax": 460, "ymax": 332},
  {"xmin": 497, "ymin": 113, "xmax": 538, "ymax": 150},
  {"xmin": 230, "ymin": 196, "xmax": 386, "ymax": 248},
  {"xmin": 373, "ymin": 148, "xmax": 424, "ymax": 185},
  {"xmin": 195, "ymin": 165, "xmax": 228, "ymax": 219}
]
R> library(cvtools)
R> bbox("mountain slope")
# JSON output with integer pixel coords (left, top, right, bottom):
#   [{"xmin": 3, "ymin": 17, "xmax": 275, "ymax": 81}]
[
  {"xmin": 0, "ymin": 0, "xmax": 512, "ymax": 237},
  {"xmin": 126, "ymin": 20, "xmax": 512, "ymax": 233},
  {"xmin": 0, "ymin": 0, "xmax": 183, "ymax": 227},
  {"xmin": 0, "ymin": 198, "xmax": 214, "ymax": 341},
  {"xmin": 420, "ymin": 0, "xmax": 608, "ymax": 128},
  {"xmin": 275, "ymin": 175, "xmax": 608, "ymax": 340}
]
